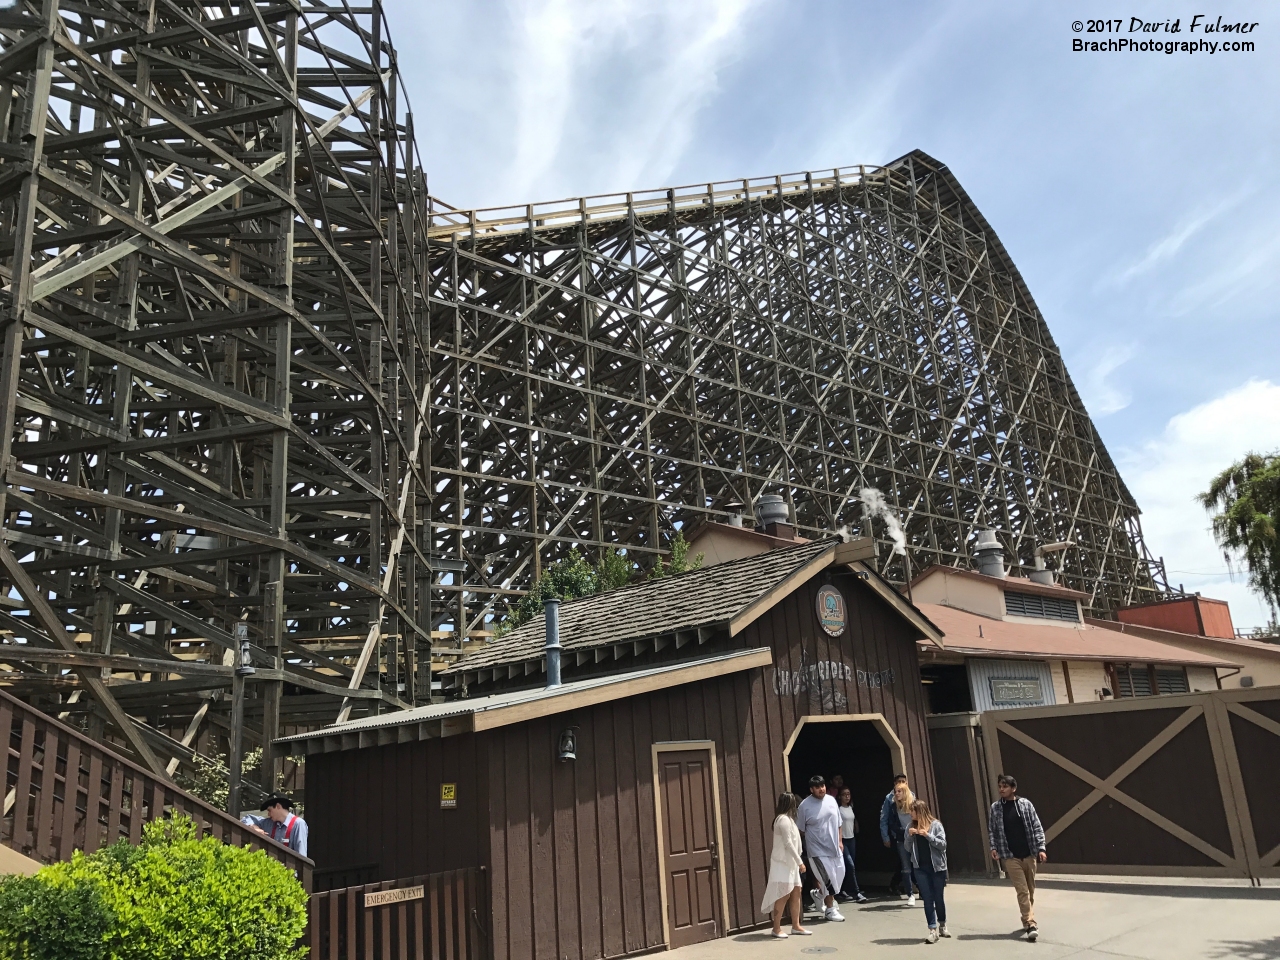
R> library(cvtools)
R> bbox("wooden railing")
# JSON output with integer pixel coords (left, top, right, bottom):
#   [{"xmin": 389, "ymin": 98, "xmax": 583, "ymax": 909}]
[
  {"xmin": 0, "ymin": 687, "xmax": 313, "ymax": 889},
  {"xmin": 427, "ymin": 165, "xmax": 885, "ymax": 241},
  {"xmin": 308, "ymin": 868, "xmax": 488, "ymax": 960}
]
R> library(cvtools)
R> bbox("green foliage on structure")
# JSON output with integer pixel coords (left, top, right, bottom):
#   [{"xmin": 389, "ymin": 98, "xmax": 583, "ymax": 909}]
[
  {"xmin": 647, "ymin": 531, "xmax": 704, "ymax": 580},
  {"xmin": 0, "ymin": 814, "xmax": 307, "ymax": 960},
  {"xmin": 498, "ymin": 532, "xmax": 705, "ymax": 633},
  {"xmin": 501, "ymin": 548, "xmax": 633, "ymax": 632},
  {"xmin": 1199, "ymin": 451, "xmax": 1280, "ymax": 615},
  {"xmin": 174, "ymin": 747, "xmax": 261, "ymax": 811}
]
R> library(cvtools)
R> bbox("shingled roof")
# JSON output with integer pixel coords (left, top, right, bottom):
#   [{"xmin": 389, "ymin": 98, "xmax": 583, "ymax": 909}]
[
  {"xmin": 442, "ymin": 538, "xmax": 836, "ymax": 685},
  {"xmin": 442, "ymin": 537, "xmax": 941, "ymax": 690}
]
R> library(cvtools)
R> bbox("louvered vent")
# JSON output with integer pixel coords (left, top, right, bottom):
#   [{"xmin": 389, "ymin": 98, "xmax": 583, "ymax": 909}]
[{"xmin": 1004, "ymin": 591, "xmax": 1079, "ymax": 622}]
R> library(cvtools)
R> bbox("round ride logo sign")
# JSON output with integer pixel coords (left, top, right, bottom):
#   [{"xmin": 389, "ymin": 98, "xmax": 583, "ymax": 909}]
[{"xmin": 815, "ymin": 585, "xmax": 846, "ymax": 637}]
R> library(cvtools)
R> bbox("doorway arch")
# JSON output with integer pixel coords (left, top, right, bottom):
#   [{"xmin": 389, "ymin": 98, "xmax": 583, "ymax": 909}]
[
  {"xmin": 782, "ymin": 714, "xmax": 906, "ymax": 792},
  {"xmin": 782, "ymin": 714, "xmax": 907, "ymax": 887}
]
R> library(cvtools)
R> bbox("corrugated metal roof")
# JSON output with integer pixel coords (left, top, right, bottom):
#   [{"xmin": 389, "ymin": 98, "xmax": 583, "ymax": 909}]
[
  {"xmin": 277, "ymin": 647, "xmax": 772, "ymax": 752},
  {"xmin": 440, "ymin": 538, "xmax": 836, "ymax": 675},
  {"xmin": 918, "ymin": 603, "xmax": 1238, "ymax": 667}
]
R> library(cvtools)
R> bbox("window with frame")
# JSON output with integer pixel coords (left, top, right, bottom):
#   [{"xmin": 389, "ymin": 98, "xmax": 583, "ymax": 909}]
[
  {"xmin": 1113, "ymin": 664, "xmax": 1152, "ymax": 698},
  {"xmin": 1110, "ymin": 663, "xmax": 1189, "ymax": 698},
  {"xmin": 1155, "ymin": 667, "xmax": 1189, "ymax": 695}
]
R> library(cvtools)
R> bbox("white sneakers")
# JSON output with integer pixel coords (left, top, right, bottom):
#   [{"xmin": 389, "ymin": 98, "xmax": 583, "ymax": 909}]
[
  {"xmin": 939, "ymin": 924, "xmax": 951, "ymax": 938},
  {"xmin": 809, "ymin": 889, "xmax": 825, "ymax": 913},
  {"xmin": 824, "ymin": 907, "xmax": 846, "ymax": 922},
  {"xmin": 906, "ymin": 894, "xmax": 917, "ymax": 907},
  {"xmin": 924, "ymin": 928, "xmax": 939, "ymax": 944},
  {"xmin": 1027, "ymin": 925, "xmax": 1039, "ymax": 942}
]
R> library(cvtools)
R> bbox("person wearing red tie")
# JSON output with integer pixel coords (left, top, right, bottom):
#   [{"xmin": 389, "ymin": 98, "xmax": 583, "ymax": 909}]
[{"xmin": 240, "ymin": 793, "xmax": 309, "ymax": 857}]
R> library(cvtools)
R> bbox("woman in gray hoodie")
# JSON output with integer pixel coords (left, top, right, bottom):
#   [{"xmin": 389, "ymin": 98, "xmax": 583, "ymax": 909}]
[{"xmin": 907, "ymin": 799, "xmax": 949, "ymax": 943}]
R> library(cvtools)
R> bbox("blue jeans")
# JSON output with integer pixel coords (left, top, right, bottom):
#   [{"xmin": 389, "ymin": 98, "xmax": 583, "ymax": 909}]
[
  {"xmin": 893, "ymin": 840, "xmax": 916, "ymax": 895},
  {"xmin": 840, "ymin": 839, "xmax": 861, "ymax": 896},
  {"xmin": 912, "ymin": 866, "xmax": 947, "ymax": 928}
]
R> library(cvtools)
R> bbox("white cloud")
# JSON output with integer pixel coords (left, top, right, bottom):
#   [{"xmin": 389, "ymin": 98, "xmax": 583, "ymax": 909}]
[
  {"xmin": 1079, "ymin": 342, "xmax": 1136, "ymax": 417},
  {"xmin": 1112, "ymin": 189, "xmax": 1248, "ymax": 285},
  {"xmin": 1120, "ymin": 379, "xmax": 1280, "ymax": 630},
  {"xmin": 502, "ymin": 0, "xmax": 761, "ymax": 201}
]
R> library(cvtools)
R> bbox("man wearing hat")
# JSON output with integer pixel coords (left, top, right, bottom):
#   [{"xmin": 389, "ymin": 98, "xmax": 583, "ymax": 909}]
[{"xmin": 241, "ymin": 794, "xmax": 308, "ymax": 857}]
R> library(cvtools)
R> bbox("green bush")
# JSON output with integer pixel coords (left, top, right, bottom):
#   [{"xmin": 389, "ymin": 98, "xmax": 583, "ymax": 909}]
[
  {"xmin": 0, "ymin": 814, "xmax": 307, "ymax": 960},
  {"xmin": 0, "ymin": 870, "xmax": 114, "ymax": 960}
]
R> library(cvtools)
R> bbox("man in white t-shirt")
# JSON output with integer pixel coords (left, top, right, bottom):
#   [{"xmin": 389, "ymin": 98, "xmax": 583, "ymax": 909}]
[{"xmin": 796, "ymin": 775, "xmax": 846, "ymax": 922}]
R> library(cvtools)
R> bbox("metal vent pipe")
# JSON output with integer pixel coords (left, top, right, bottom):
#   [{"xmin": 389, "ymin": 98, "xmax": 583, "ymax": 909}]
[
  {"xmin": 973, "ymin": 529, "xmax": 1007, "ymax": 579},
  {"xmin": 544, "ymin": 598, "xmax": 562, "ymax": 689}
]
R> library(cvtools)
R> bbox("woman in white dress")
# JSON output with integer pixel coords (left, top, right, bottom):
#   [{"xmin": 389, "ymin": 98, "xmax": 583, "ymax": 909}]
[{"xmin": 761, "ymin": 792, "xmax": 813, "ymax": 939}]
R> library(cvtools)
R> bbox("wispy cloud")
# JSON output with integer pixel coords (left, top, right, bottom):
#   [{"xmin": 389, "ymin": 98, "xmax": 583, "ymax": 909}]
[
  {"xmin": 1110, "ymin": 187, "xmax": 1250, "ymax": 286},
  {"xmin": 1079, "ymin": 342, "xmax": 1136, "ymax": 417},
  {"xmin": 502, "ymin": 0, "xmax": 762, "ymax": 201},
  {"xmin": 1167, "ymin": 228, "xmax": 1280, "ymax": 316}
]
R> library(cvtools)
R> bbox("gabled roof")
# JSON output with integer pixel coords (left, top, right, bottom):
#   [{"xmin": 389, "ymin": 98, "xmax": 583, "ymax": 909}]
[
  {"xmin": 442, "ymin": 538, "xmax": 941, "ymax": 687},
  {"xmin": 917, "ymin": 603, "xmax": 1237, "ymax": 668},
  {"xmin": 279, "ymin": 648, "xmax": 774, "ymax": 755}
]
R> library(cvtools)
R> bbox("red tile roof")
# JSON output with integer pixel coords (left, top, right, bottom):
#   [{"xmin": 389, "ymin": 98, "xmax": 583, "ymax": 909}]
[{"xmin": 916, "ymin": 603, "xmax": 1237, "ymax": 667}]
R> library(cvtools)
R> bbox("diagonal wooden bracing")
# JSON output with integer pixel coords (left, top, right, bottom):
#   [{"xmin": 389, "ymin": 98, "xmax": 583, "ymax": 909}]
[
  {"xmin": 1, "ymin": 1, "xmax": 1167, "ymax": 783},
  {"xmin": 426, "ymin": 156, "xmax": 1168, "ymax": 640},
  {"xmin": 0, "ymin": 0, "xmax": 433, "ymax": 785}
]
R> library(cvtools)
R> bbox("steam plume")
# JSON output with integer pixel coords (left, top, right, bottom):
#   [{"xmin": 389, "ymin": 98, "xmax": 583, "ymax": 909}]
[{"xmin": 859, "ymin": 487, "xmax": 907, "ymax": 556}]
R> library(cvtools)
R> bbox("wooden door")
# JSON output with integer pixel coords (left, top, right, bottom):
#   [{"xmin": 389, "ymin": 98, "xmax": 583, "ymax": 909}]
[{"xmin": 658, "ymin": 749, "xmax": 722, "ymax": 948}]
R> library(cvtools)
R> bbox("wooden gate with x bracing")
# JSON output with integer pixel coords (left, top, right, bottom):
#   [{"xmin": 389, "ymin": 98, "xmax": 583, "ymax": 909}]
[{"xmin": 979, "ymin": 687, "xmax": 1280, "ymax": 882}]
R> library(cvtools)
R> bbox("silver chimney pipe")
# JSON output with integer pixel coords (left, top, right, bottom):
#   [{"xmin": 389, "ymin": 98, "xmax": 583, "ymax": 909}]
[
  {"xmin": 544, "ymin": 598, "xmax": 562, "ymax": 689},
  {"xmin": 973, "ymin": 529, "xmax": 1007, "ymax": 579}
]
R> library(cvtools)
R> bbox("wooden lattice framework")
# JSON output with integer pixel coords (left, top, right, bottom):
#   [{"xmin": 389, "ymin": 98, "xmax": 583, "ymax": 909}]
[
  {"xmin": 0, "ymin": 0, "xmax": 432, "ymax": 783},
  {"xmin": 425, "ymin": 153, "xmax": 1168, "ymax": 640},
  {"xmin": 0, "ymin": 0, "xmax": 1167, "ymax": 781}
]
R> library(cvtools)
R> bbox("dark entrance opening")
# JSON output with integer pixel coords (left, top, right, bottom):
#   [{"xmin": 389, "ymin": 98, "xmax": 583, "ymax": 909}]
[
  {"xmin": 921, "ymin": 664, "xmax": 973, "ymax": 714},
  {"xmin": 786, "ymin": 720, "xmax": 899, "ymax": 888}
]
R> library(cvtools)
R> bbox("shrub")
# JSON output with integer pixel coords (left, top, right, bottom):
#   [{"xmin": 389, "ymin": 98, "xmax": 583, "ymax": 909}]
[
  {"xmin": 0, "ymin": 815, "xmax": 307, "ymax": 960},
  {"xmin": 0, "ymin": 871, "xmax": 113, "ymax": 960}
]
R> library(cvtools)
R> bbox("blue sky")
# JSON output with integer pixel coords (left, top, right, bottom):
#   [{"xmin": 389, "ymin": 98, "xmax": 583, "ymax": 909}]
[{"xmin": 388, "ymin": 0, "xmax": 1280, "ymax": 627}]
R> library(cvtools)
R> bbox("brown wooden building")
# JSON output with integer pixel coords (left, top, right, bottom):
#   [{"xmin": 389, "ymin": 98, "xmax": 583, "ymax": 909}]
[{"xmin": 283, "ymin": 538, "xmax": 943, "ymax": 960}]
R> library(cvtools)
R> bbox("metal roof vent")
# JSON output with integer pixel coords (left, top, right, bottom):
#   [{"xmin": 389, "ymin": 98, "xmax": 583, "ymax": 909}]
[
  {"xmin": 1030, "ymin": 541, "xmax": 1074, "ymax": 585},
  {"xmin": 973, "ymin": 529, "xmax": 1006, "ymax": 579},
  {"xmin": 755, "ymin": 494, "xmax": 789, "ymax": 528}
]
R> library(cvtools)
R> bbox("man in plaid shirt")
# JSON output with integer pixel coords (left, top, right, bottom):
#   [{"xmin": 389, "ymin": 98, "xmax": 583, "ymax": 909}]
[{"xmin": 988, "ymin": 774, "xmax": 1047, "ymax": 941}]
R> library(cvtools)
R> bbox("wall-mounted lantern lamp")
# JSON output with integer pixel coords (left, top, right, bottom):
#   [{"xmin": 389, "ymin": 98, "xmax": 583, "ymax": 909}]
[{"xmin": 558, "ymin": 727, "xmax": 578, "ymax": 762}]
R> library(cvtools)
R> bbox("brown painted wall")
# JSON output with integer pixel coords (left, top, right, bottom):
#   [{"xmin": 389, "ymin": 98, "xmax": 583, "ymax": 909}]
[
  {"xmin": 484, "ymin": 673, "xmax": 765, "ymax": 960},
  {"xmin": 306, "ymin": 732, "xmax": 490, "ymax": 887},
  {"xmin": 305, "ymin": 566, "xmax": 933, "ymax": 960},
  {"xmin": 739, "ymin": 569, "xmax": 937, "ymax": 808},
  {"xmin": 485, "ymin": 568, "xmax": 934, "ymax": 960}
]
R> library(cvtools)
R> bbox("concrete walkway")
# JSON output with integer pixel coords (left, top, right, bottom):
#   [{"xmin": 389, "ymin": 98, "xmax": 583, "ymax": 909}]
[{"xmin": 676, "ymin": 878, "xmax": 1280, "ymax": 960}]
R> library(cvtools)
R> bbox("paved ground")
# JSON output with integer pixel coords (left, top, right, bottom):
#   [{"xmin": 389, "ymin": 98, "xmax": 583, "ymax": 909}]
[{"xmin": 677, "ymin": 877, "xmax": 1280, "ymax": 960}]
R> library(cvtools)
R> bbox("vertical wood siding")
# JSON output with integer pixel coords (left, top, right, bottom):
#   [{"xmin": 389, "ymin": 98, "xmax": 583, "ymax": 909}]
[
  {"xmin": 307, "ymin": 567, "xmax": 934, "ymax": 960},
  {"xmin": 307, "ymin": 733, "xmax": 490, "ymax": 888},
  {"xmin": 739, "ymin": 571, "xmax": 937, "ymax": 808},
  {"xmin": 484, "ymin": 569, "xmax": 935, "ymax": 960}
]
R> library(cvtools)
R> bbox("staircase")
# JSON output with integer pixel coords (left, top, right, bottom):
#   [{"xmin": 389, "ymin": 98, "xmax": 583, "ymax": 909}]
[{"xmin": 0, "ymin": 688, "xmax": 312, "ymax": 889}]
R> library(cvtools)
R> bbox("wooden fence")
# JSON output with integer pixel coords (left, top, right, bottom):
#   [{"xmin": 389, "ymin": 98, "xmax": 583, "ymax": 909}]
[
  {"xmin": 307, "ymin": 868, "xmax": 488, "ymax": 960},
  {"xmin": 932, "ymin": 686, "xmax": 1280, "ymax": 882},
  {"xmin": 0, "ymin": 687, "xmax": 313, "ymax": 888}
]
